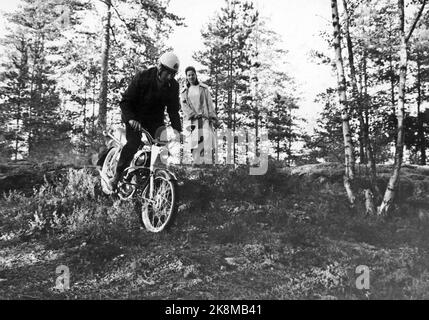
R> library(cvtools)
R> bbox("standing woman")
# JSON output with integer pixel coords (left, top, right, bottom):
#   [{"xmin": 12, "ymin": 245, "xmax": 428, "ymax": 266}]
[{"xmin": 180, "ymin": 66, "xmax": 219, "ymax": 163}]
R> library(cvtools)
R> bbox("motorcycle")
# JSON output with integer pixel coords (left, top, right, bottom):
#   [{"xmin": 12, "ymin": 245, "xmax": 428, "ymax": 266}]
[{"xmin": 98, "ymin": 126, "xmax": 178, "ymax": 233}]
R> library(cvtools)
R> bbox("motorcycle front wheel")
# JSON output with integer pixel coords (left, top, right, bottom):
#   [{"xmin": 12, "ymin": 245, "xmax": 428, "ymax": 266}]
[{"xmin": 140, "ymin": 172, "xmax": 178, "ymax": 233}]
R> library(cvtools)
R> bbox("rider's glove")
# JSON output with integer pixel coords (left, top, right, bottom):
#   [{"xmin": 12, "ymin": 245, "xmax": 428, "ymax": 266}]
[{"xmin": 128, "ymin": 120, "xmax": 143, "ymax": 131}]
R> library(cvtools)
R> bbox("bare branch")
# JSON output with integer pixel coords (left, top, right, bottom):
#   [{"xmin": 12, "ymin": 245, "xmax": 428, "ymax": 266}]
[
  {"xmin": 406, "ymin": 0, "xmax": 427, "ymax": 43},
  {"xmin": 110, "ymin": 1, "xmax": 144, "ymax": 44},
  {"xmin": 97, "ymin": 0, "xmax": 110, "ymax": 7},
  {"xmin": 109, "ymin": 25, "xmax": 119, "ymax": 46},
  {"xmin": 110, "ymin": 1, "xmax": 131, "ymax": 30}
]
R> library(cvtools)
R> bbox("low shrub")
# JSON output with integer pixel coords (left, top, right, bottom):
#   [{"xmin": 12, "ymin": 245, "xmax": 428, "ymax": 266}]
[{"xmin": 0, "ymin": 168, "xmax": 138, "ymax": 240}]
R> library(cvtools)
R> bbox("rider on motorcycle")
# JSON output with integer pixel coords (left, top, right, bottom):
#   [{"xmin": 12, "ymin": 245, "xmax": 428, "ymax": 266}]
[{"xmin": 110, "ymin": 52, "xmax": 183, "ymax": 189}]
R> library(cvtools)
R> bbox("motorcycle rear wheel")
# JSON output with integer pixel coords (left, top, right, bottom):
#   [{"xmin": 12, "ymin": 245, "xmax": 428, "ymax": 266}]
[{"xmin": 100, "ymin": 147, "xmax": 120, "ymax": 195}]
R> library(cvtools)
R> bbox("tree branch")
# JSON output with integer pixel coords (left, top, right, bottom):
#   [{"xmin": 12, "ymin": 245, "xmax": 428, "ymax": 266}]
[
  {"xmin": 406, "ymin": 0, "xmax": 427, "ymax": 43},
  {"xmin": 110, "ymin": 1, "xmax": 130, "ymax": 30},
  {"xmin": 111, "ymin": 1, "xmax": 138, "ymax": 35},
  {"xmin": 110, "ymin": 1, "xmax": 145, "ymax": 44},
  {"xmin": 97, "ymin": 0, "xmax": 110, "ymax": 6},
  {"xmin": 109, "ymin": 25, "xmax": 119, "ymax": 46}
]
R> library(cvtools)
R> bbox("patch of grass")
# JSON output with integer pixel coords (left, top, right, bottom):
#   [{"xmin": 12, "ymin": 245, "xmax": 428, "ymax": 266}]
[
  {"xmin": 0, "ymin": 168, "xmax": 141, "ymax": 243},
  {"xmin": 208, "ymin": 220, "xmax": 251, "ymax": 245}
]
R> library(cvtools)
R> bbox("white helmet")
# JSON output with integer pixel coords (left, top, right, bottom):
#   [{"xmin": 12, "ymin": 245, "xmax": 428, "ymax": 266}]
[{"xmin": 159, "ymin": 52, "xmax": 180, "ymax": 73}]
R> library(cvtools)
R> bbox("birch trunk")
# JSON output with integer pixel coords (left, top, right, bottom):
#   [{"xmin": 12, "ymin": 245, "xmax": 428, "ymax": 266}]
[
  {"xmin": 378, "ymin": 0, "xmax": 427, "ymax": 215},
  {"xmin": 331, "ymin": 0, "xmax": 356, "ymax": 205},
  {"xmin": 365, "ymin": 189, "xmax": 376, "ymax": 215},
  {"xmin": 342, "ymin": 0, "xmax": 366, "ymax": 164},
  {"xmin": 362, "ymin": 50, "xmax": 381, "ymax": 203},
  {"xmin": 416, "ymin": 54, "xmax": 426, "ymax": 165},
  {"xmin": 97, "ymin": 0, "xmax": 111, "ymax": 133},
  {"xmin": 342, "ymin": 0, "xmax": 380, "ymax": 206},
  {"xmin": 377, "ymin": 38, "xmax": 406, "ymax": 214}
]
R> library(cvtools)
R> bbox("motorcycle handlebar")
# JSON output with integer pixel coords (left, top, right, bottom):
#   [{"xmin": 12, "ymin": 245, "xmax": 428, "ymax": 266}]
[
  {"xmin": 105, "ymin": 125, "xmax": 182, "ymax": 147},
  {"xmin": 138, "ymin": 127, "xmax": 176, "ymax": 147}
]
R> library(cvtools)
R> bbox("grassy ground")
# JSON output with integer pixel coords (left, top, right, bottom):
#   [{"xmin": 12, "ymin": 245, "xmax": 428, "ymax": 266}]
[{"xmin": 1, "ymin": 163, "xmax": 429, "ymax": 299}]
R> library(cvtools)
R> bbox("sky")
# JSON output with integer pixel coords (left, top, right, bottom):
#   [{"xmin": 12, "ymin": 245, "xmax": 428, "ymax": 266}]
[{"xmin": 0, "ymin": 0, "xmax": 337, "ymax": 130}]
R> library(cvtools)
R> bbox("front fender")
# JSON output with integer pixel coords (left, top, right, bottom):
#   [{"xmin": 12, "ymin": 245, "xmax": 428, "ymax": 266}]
[
  {"xmin": 155, "ymin": 168, "xmax": 177, "ymax": 181},
  {"xmin": 96, "ymin": 146, "xmax": 115, "ymax": 167}
]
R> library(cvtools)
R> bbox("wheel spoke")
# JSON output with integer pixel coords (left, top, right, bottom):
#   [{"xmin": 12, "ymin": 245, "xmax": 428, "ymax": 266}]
[{"xmin": 141, "ymin": 175, "xmax": 175, "ymax": 232}]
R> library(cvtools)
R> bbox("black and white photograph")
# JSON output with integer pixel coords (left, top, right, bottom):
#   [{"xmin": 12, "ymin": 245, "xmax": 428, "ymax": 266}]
[{"xmin": 0, "ymin": 0, "xmax": 429, "ymax": 304}]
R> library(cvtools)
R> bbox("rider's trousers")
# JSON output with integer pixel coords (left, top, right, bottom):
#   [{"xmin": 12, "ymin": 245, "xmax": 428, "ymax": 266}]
[{"xmin": 116, "ymin": 122, "xmax": 160, "ymax": 176}]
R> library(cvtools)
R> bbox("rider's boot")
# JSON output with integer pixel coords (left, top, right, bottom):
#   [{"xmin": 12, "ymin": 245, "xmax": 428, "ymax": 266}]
[
  {"xmin": 110, "ymin": 170, "xmax": 122, "ymax": 191},
  {"xmin": 111, "ymin": 156, "xmax": 129, "ymax": 191}
]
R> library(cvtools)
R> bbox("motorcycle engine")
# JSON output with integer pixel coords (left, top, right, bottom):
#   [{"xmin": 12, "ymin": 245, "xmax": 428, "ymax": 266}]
[{"xmin": 135, "ymin": 150, "xmax": 149, "ymax": 167}]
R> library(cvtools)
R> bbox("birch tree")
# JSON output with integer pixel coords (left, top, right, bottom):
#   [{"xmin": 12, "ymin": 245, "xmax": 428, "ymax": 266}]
[
  {"xmin": 331, "ymin": 0, "xmax": 356, "ymax": 205},
  {"xmin": 97, "ymin": 0, "xmax": 111, "ymax": 133},
  {"xmin": 342, "ymin": 0, "xmax": 381, "ymax": 211},
  {"xmin": 378, "ymin": 0, "xmax": 427, "ymax": 216}
]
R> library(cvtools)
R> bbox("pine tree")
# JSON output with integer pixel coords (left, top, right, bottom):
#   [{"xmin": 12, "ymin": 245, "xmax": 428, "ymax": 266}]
[
  {"xmin": 195, "ymin": 0, "xmax": 299, "ymax": 164},
  {"xmin": 0, "ymin": 0, "xmax": 74, "ymax": 159},
  {"xmin": 0, "ymin": 33, "xmax": 30, "ymax": 160},
  {"xmin": 304, "ymin": 89, "xmax": 350, "ymax": 163},
  {"xmin": 267, "ymin": 93, "xmax": 299, "ymax": 163}
]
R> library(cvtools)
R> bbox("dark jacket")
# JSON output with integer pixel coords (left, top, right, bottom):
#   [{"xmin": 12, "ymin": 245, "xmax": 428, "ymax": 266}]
[{"xmin": 119, "ymin": 67, "xmax": 182, "ymax": 132}]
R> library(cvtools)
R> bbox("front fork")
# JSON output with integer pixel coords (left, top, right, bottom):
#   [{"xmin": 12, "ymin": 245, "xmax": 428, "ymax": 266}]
[
  {"xmin": 148, "ymin": 145, "xmax": 177, "ymax": 200},
  {"xmin": 149, "ymin": 145, "xmax": 161, "ymax": 199}
]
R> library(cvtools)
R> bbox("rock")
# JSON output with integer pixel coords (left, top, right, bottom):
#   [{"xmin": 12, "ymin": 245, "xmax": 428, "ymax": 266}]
[
  {"xmin": 317, "ymin": 295, "xmax": 338, "ymax": 300},
  {"xmin": 188, "ymin": 278, "xmax": 203, "ymax": 286},
  {"xmin": 317, "ymin": 176, "xmax": 327, "ymax": 184},
  {"xmin": 418, "ymin": 208, "xmax": 429, "ymax": 225},
  {"xmin": 261, "ymin": 258, "xmax": 275, "ymax": 268},
  {"xmin": 178, "ymin": 203, "xmax": 191, "ymax": 212},
  {"xmin": 184, "ymin": 265, "xmax": 198, "ymax": 279},
  {"xmin": 225, "ymin": 257, "xmax": 249, "ymax": 266},
  {"xmin": 136, "ymin": 276, "xmax": 155, "ymax": 286},
  {"xmin": 243, "ymin": 244, "xmax": 265, "ymax": 260}
]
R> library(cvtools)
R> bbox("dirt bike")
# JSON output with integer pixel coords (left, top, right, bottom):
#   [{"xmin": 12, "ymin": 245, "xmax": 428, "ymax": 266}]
[{"xmin": 99, "ymin": 126, "xmax": 178, "ymax": 233}]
